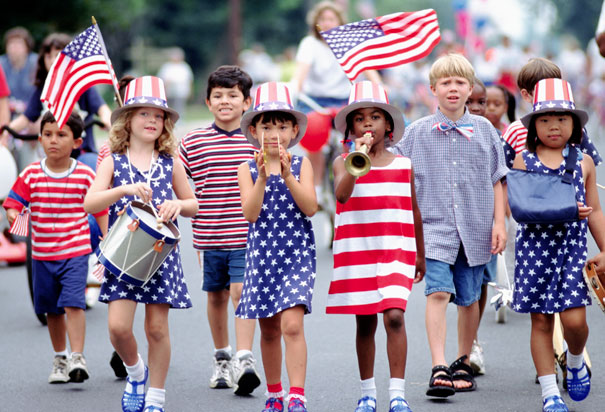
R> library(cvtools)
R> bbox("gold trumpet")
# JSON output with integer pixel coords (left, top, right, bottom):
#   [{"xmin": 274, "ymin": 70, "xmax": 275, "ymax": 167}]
[{"xmin": 344, "ymin": 133, "xmax": 372, "ymax": 177}]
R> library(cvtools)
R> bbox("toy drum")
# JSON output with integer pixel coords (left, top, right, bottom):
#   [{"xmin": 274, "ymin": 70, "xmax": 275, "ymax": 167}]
[
  {"xmin": 97, "ymin": 201, "xmax": 180, "ymax": 286},
  {"xmin": 0, "ymin": 146, "xmax": 17, "ymax": 199}
]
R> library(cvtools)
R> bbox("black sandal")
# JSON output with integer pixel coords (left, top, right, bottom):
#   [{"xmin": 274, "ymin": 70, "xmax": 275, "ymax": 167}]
[
  {"xmin": 450, "ymin": 355, "xmax": 477, "ymax": 392},
  {"xmin": 426, "ymin": 365, "xmax": 456, "ymax": 397}
]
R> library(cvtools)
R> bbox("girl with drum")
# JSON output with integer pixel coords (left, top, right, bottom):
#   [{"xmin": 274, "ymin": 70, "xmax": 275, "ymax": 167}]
[{"xmin": 84, "ymin": 76, "xmax": 197, "ymax": 412}]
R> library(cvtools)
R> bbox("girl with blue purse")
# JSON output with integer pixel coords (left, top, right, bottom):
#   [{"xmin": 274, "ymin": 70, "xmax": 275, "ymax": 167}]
[{"xmin": 509, "ymin": 78, "xmax": 605, "ymax": 412}]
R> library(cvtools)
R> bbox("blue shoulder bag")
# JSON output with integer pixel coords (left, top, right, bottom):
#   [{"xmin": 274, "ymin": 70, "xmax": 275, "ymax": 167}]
[{"xmin": 507, "ymin": 147, "xmax": 579, "ymax": 224}]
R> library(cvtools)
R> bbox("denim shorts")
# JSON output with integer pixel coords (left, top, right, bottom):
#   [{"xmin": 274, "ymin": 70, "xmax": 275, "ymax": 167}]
[
  {"xmin": 32, "ymin": 254, "xmax": 88, "ymax": 314},
  {"xmin": 424, "ymin": 247, "xmax": 485, "ymax": 306},
  {"xmin": 200, "ymin": 249, "xmax": 246, "ymax": 292},
  {"xmin": 482, "ymin": 254, "xmax": 498, "ymax": 285}
]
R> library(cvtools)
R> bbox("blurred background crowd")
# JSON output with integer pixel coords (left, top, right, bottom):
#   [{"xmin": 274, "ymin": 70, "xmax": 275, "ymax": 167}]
[{"xmin": 2, "ymin": 0, "xmax": 605, "ymax": 137}]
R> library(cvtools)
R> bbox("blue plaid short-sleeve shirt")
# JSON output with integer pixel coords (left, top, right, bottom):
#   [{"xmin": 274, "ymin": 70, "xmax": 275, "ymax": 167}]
[{"xmin": 392, "ymin": 109, "xmax": 508, "ymax": 266}]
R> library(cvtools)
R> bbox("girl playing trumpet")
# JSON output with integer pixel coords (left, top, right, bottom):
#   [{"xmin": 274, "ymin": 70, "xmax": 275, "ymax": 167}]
[{"xmin": 326, "ymin": 81, "xmax": 425, "ymax": 412}]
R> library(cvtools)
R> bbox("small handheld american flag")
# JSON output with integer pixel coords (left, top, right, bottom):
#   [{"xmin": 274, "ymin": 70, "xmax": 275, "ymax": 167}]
[
  {"xmin": 320, "ymin": 9, "xmax": 441, "ymax": 81},
  {"xmin": 41, "ymin": 22, "xmax": 119, "ymax": 128},
  {"xmin": 9, "ymin": 208, "xmax": 30, "ymax": 237}
]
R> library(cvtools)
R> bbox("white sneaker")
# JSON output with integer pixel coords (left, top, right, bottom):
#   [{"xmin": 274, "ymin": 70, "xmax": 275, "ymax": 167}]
[
  {"xmin": 49, "ymin": 355, "xmax": 70, "ymax": 383},
  {"xmin": 232, "ymin": 353, "xmax": 261, "ymax": 395},
  {"xmin": 469, "ymin": 340, "xmax": 485, "ymax": 375},
  {"xmin": 209, "ymin": 350, "xmax": 233, "ymax": 389},
  {"xmin": 68, "ymin": 352, "xmax": 90, "ymax": 383}
]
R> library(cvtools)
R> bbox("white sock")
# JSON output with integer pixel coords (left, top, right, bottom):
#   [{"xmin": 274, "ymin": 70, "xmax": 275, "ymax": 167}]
[
  {"xmin": 54, "ymin": 350, "xmax": 69, "ymax": 358},
  {"xmin": 567, "ymin": 351, "xmax": 587, "ymax": 378},
  {"xmin": 145, "ymin": 387, "xmax": 166, "ymax": 408},
  {"xmin": 389, "ymin": 377, "xmax": 406, "ymax": 401},
  {"xmin": 538, "ymin": 374, "xmax": 560, "ymax": 400},
  {"xmin": 214, "ymin": 346, "xmax": 232, "ymax": 357},
  {"xmin": 360, "ymin": 377, "xmax": 377, "ymax": 399},
  {"xmin": 236, "ymin": 349, "xmax": 252, "ymax": 360},
  {"xmin": 124, "ymin": 354, "xmax": 145, "ymax": 382}
]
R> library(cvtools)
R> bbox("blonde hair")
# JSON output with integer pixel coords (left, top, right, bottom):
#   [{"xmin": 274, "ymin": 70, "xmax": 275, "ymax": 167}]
[
  {"xmin": 429, "ymin": 53, "xmax": 475, "ymax": 88},
  {"xmin": 109, "ymin": 108, "xmax": 178, "ymax": 156},
  {"xmin": 307, "ymin": 1, "xmax": 346, "ymax": 40}
]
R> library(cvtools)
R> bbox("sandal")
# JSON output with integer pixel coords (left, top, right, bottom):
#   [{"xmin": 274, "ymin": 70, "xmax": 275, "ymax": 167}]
[
  {"xmin": 449, "ymin": 355, "xmax": 477, "ymax": 392},
  {"xmin": 567, "ymin": 360, "xmax": 591, "ymax": 401},
  {"xmin": 122, "ymin": 366, "xmax": 148, "ymax": 412},
  {"xmin": 426, "ymin": 365, "xmax": 455, "ymax": 398}
]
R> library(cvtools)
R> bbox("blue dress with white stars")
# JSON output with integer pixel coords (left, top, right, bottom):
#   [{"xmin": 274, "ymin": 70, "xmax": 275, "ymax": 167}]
[
  {"xmin": 512, "ymin": 146, "xmax": 591, "ymax": 314},
  {"xmin": 98, "ymin": 152, "xmax": 192, "ymax": 309},
  {"xmin": 236, "ymin": 155, "xmax": 316, "ymax": 319}
]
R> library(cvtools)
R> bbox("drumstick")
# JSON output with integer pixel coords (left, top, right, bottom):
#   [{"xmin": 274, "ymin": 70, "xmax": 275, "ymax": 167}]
[{"xmin": 597, "ymin": 183, "xmax": 605, "ymax": 190}]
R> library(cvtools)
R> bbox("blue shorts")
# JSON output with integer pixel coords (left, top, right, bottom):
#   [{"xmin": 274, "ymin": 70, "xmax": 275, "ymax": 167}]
[
  {"xmin": 424, "ymin": 247, "xmax": 485, "ymax": 306},
  {"xmin": 200, "ymin": 249, "xmax": 245, "ymax": 292},
  {"xmin": 482, "ymin": 254, "xmax": 498, "ymax": 285},
  {"xmin": 32, "ymin": 254, "xmax": 88, "ymax": 314}
]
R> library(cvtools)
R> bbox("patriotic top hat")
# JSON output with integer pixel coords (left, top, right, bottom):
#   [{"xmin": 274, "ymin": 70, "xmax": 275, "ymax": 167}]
[
  {"xmin": 335, "ymin": 81, "xmax": 404, "ymax": 147},
  {"xmin": 240, "ymin": 82, "xmax": 307, "ymax": 149},
  {"xmin": 520, "ymin": 78, "xmax": 588, "ymax": 129},
  {"xmin": 110, "ymin": 76, "xmax": 179, "ymax": 124}
]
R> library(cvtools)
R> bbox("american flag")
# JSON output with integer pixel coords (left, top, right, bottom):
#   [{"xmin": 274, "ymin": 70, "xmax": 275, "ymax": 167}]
[
  {"xmin": 9, "ymin": 209, "xmax": 29, "ymax": 237},
  {"xmin": 41, "ymin": 24, "xmax": 118, "ymax": 128},
  {"xmin": 320, "ymin": 9, "xmax": 441, "ymax": 81}
]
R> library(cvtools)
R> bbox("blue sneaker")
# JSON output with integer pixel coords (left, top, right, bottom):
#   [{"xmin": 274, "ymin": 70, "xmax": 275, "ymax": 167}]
[
  {"xmin": 567, "ymin": 361, "xmax": 591, "ymax": 401},
  {"xmin": 389, "ymin": 397, "xmax": 412, "ymax": 412},
  {"xmin": 355, "ymin": 396, "xmax": 376, "ymax": 412},
  {"xmin": 262, "ymin": 397, "xmax": 284, "ymax": 412},
  {"xmin": 288, "ymin": 398, "xmax": 307, "ymax": 412},
  {"xmin": 122, "ymin": 366, "xmax": 148, "ymax": 412},
  {"xmin": 542, "ymin": 395, "xmax": 569, "ymax": 412}
]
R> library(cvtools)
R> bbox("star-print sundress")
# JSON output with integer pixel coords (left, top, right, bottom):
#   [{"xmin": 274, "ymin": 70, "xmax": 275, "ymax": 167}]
[
  {"xmin": 236, "ymin": 155, "xmax": 316, "ymax": 319},
  {"xmin": 512, "ymin": 146, "xmax": 591, "ymax": 314},
  {"xmin": 98, "ymin": 152, "xmax": 192, "ymax": 309}
]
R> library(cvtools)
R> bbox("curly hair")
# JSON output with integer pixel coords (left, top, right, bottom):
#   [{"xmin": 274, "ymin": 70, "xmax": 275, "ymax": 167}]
[{"xmin": 109, "ymin": 108, "xmax": 178, "ymax": 156}]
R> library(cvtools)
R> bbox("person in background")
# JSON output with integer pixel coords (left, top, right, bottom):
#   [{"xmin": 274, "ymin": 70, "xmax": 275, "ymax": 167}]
[
  {"xmin": 157, "ymin": 47, "xmax": 193, "ymax": 119},
  {"xmin": 0, "ymin": 27, "xmax": 37, "ymax": 119}
]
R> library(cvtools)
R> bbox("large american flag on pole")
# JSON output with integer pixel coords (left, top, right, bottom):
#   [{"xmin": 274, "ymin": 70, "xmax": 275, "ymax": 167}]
[
  {"xmin": 41, "ymin": 24, "xmax": 119, "ymax": 128},
  {"xmin": 320, "ymin": 9, "xmax": 441, "ymax": 81}
]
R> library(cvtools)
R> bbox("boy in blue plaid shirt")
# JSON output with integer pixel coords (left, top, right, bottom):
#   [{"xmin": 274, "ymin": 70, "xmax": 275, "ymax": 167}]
[{"xmin": 392, "ymin": 53, "xmax": 508, "ymax": 398}]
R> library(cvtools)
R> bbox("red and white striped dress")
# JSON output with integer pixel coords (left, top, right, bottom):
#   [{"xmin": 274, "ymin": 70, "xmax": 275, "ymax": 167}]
[{"xmin": 326, "ymin": 155, "xmax": 417, "ymax": 315}]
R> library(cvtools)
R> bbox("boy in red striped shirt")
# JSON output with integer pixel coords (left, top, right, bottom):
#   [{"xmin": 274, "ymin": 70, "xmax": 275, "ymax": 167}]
[
  {"xmin": 3, "ymin": 111, "xmax": 107, "ymax": 384},
  {"xmin": 179, "ymin": 65, "xmax": 261, "ymax": 395}
]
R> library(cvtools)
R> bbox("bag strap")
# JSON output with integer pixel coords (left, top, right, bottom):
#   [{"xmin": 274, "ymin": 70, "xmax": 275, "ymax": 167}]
[{"xmin": 562, "ymin": 145, "xmax": 577, "ymax": 184}]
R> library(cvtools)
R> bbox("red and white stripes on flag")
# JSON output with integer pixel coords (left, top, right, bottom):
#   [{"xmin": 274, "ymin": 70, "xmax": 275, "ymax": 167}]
[
  {"xmin": 92, "ymin": 261, "xmax": 105, "ymax": 282},
  {"xmin": 41, "ymin": 24, "xmax": 118, "ymax": 129},
  {"xmin": 9, "ymin": 209, "xmax": 29, "ymax": 237},
  {"xmin": 320, "ymin": 9, "xmax": 441, "ymax": 81}
]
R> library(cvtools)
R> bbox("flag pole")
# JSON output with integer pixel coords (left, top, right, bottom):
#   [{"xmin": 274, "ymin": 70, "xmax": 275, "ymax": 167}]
[{"xmin": 92, "ymin": 16, "xmax": 123, "ymax": 107}]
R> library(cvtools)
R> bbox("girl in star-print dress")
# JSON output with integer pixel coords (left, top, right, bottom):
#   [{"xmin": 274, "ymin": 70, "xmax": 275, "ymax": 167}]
[
  {"xmin": 84, "ymin": 76, "xmax": 198, "ymax": 412},
  {"xmin": 510, "ymin": 78, "xmax": 605, "ymax": 412},
  {"xmin": 236, "ymin": 81, "xmax": 317, "ymax": 412}
]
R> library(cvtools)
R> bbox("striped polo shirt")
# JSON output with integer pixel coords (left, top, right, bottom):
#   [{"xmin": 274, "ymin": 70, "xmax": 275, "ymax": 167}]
[
  {"xmin": 179, "ymin": 123, "xmax": 256, "ymax": 250},
  {"xmin": 3, "ymin": 158, "xmax": 102, "ymax": 261}
]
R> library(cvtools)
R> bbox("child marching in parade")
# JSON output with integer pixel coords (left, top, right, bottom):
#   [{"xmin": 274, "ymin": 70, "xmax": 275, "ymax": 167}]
[
  {"xmin": 4, "ymin": 111, "xmax": 106, "ymax": 384},
  {"xmin": 326, "ymin": 81, "xmax": 425, "ymax": 412},
  {"xmin": 510, "ymin": 78, "xmax": 605, "ymax": 412},
  {"xmin": 84, "ymin": 76, "xmax": 198, "ymax": 412},
  {"xmin": 236, "ymin": 81, "xmax": 317, "ymax": 412}
]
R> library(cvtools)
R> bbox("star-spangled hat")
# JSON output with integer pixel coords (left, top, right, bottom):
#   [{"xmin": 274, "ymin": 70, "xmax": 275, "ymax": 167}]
[
  {"xmin": 240, "ymin": 81, "xmax": 307, "ymax": 149},
  {"xmin": 110, "ymin": 76, "xmax": 179, "ymax": 124},
  {"xmin": 334, "ymin": 81, "xmax": 404, "ymax": 147},
  {"xmin": 520, "ymin": 78, "xmax": 588, "ymax": 129}
]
